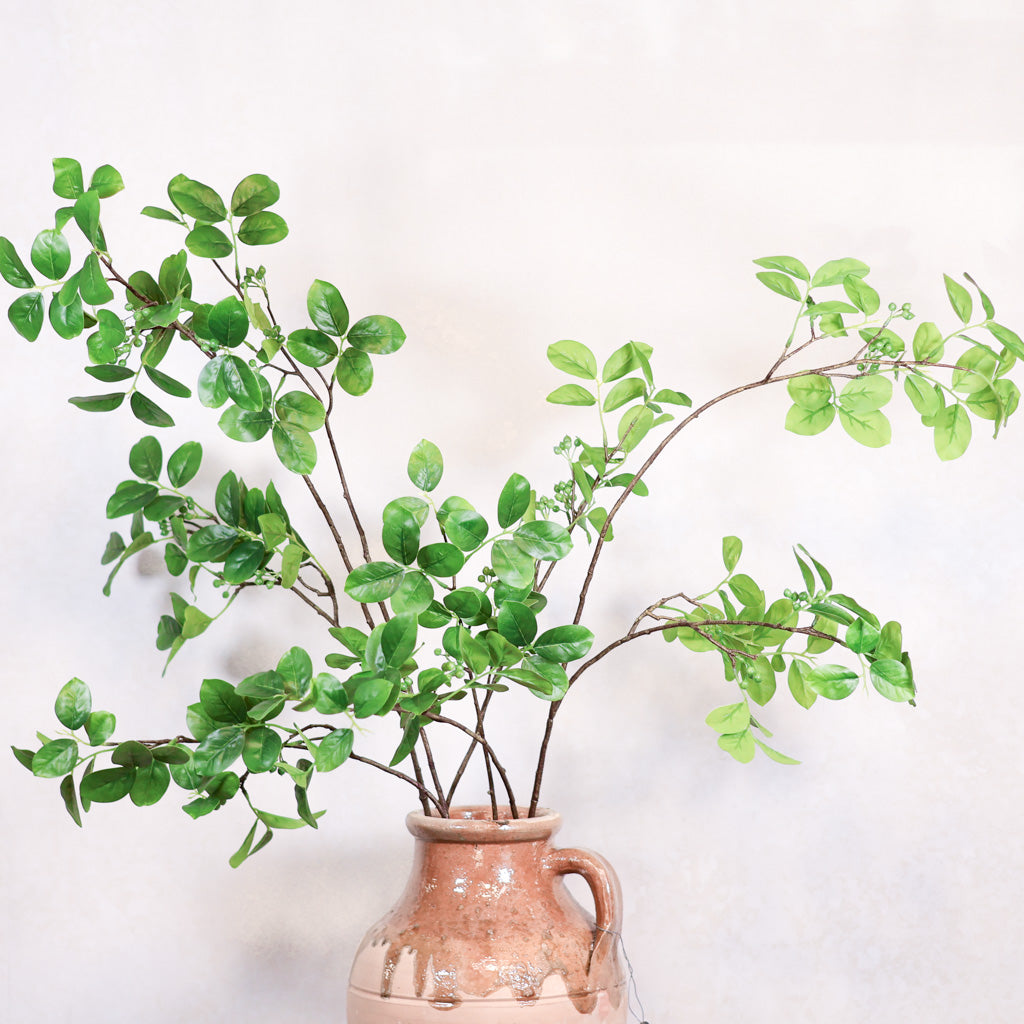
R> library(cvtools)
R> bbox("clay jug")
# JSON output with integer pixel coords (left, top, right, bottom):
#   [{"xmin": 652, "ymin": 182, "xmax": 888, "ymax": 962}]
[{"xmin": 347, "ymin": 806, "xmax": 626, "ymax": 1022}]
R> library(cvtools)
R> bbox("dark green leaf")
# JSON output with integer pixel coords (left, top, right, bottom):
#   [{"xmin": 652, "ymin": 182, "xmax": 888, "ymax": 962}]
[
  {"xmin": 141, "ymin": 205, "xmax": 184, "ymax": 223},
  {"xmin": 79, "ymin": 252, "xmax": 114, "ymax": 305},
  {"xmin": 30, "ymin": 229, "xmax": 71, "ymax": 280},
  {"xmin": 445, "ymin": 509, "xmax": 489, "ymax": 552},
  {"xmin": 0, "ymin": 237, "xmax": 35, "ymax": 288},
  {"xmin": 219, "ymin": 405, "xmax": 273, "ymax": 442},
  {"xmin": 129, "ymin": 436, "xmax": 162, "ymax": 481},
  {"xmin": 73, "ymin": 190, "xmax": 102, "ymax": 248},
  {"xmin": 382, "ymin": 509, "xmax": 420, "ymax": 565},
  {"xmin": 307, "ymin": 279, "xmax": 349, "ymax": 337},
  {"xmin": 143, "ymin": 365, "xmax": 191, "ymax": 399},
  {"xmin": 275, "ymin": 391, "xmax": 326, "ymax": 432},
  {"xmin": 335, "ymin": 347, "xmax": 373, "ymax": 395},
  {"xmin": 48, "ymin": 291, "xmax": 84, "ymax": 339},
  {"xmin": 130, "ymin": 761, "xmax": 170, "ymax": 806},
  {"xmin": 208, "ymin": 297, "xmax": 249, "ymax": 347},
  {"xmin": 223, "ymin": 540, "xmax": 266, "ymax": 583},
  {"xmin": 193, "ymin": 726, "xmax": 245, "ymax": 775},
  {"xmin": 81, "ymin": 766, "xmax": 136, "ymax": 803},
  {"xmin": 131, "ymin": 391, "xmax": 175, "ymax": 428},
  {"xmin": 84, "ymin": 710, "xmax": 116, "ymax": 745},
  {"xmin": 106, "ymin": 480, "xmax": 159, "ymax": 518},
  {"xmin": 60, "ymin": 774, "xmax": 83, "ymax": 826},
  {"xmin": 497, "ymin": 473, "xmax": 531, "ymax": 528},
  {"xmin": 187, "ymin": 524, "xmax": 239, "ymax": 562}
]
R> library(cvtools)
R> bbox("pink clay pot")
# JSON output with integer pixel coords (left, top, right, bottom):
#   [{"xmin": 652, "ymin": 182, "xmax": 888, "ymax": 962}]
[{"xmin": 347, "ymin": 806, "xmax": 627, "ymax": 1023}]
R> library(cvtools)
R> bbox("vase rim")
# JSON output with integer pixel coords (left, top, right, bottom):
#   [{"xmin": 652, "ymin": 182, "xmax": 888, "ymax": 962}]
[{"xmin": 406, "ymin": 805, "xmax": 560, "ymax": 843}]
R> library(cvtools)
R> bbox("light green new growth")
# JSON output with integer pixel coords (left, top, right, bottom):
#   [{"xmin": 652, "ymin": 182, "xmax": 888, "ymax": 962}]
[{"xmin": 6, "ymin": 161, "xmax": 1021, "ymax": 864}]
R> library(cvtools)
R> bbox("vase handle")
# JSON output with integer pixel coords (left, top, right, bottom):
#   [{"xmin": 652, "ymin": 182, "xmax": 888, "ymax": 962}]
[{"xmin": 545, "ymin": 846, "xmax": 623, "ymax": 981}]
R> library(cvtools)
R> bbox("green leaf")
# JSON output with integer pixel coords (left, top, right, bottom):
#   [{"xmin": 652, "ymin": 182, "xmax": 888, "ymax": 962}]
[
  {"xmin": 616, "ymin": 405, "xmax": 654, "ymax": 452},
  {"xmin": 599, "ymin": 376, "xmax": 644, "ymax": 411},
  {"xmin": 787, "ymin": 374, "xmax": 832, "ymax": 411},
  {"xmin": 805, "ymin": 664, "xmax": 859, "ymax": 700},
  {"xmin": 601, "ymin": 341, "xmax": 653, "ymax": 383},
  {"xmin": 60, "ymin": 774, "xmax": 83, "ymax": 827},
  {"xmin": 496, "ymin": 601, "xmax": 538, "ymax": 646},
  {"xmin": 55, "ymin": 678, "xmax": 92, "ymax": 730},
  {"xmin": 445, "ymin": 510, "xmax": 489, "ymax": 552},
  {"xmin": 839, "ymin": 375, "xmax": 892, "ymax": 413},
  {"xmin": 846, "ymin": 618, "xmax": 880, "ymax": 654},
  {"xmin": 223, "ymin": 540, "xmax": 266, "ymax": 584},
  {"xmin": 229, "ymin": 822, "xmax": 260, "ymax": 869},
  {"xmin": 912, "ymin": 321, "xmax": 944, "ymax": 362},
  {"xmin": 652, "ymin": 388, "xmax": 691, "ymax": 407},
  {"xmin": 934, "ymin": 405, "xmax": 972, "ymax": 460},
  {"xmin": 85, "ymin": 710, "xmax": 116, "ymax": 745},
  {"xmin": 787, "ymin": 661, "xmax": 816, "ymax": 709},
  {"xmin": 237, "ymin": 211, "xmax": 288, "ymax": 246},
  {"xmin": 348, "ymin": 314, "xmax": 406, "ymax": 355},
  {"xmin": 73, "ymin": 190, "xmax": 102, "ymax": 248},
  {"xmin": 79, "ymin": 252, "xmax": 114, "ymax": 305},
  {"xmin": 497, "ymin": 473, "xmax": 531, "ymax": 529},
  {"xmin": 167, "ymin": 441, "xmax": 202, "ymax": 486},
  {"xmin": 272, "ymin": 422, "xmax": 317, "ymax": 474},
  {"xmin": 131, "ymin": 391, "xmax": 175, "ymax": 428},
  {"xmin": 533, "ymin": 624, "xmax": 594, "ymax": 662},
  {"xmin": 280, "ymin": 543, "xmax": 303, "ymax": 588},
  {"xmin": 129, "ymin": 436, "xmax": 162, "ymax": 481},
  {"xmin": 187, "ymin": 524, "xmax": 240, "ymax": 562},
  {"xmin": 391, "ymin": 570, "xmax": 434, "ymax": 615},
  {"xmin": 8, "ymin": 292, "xmax": 44, "ymax": 340},
  {"xmin": 89, "ymin": 164, "xmax": 124, "ymax": 198},
  {"xmin": 48, "ymin": 291, "xmax": 84, "ymax": 339},
  {"xmin": 143, "ymin": 365, "xmax": 191, "ymax": 400},
  {"xmin": 231, "ymin": 173, "xmax": 280, "ymax": 217},
  {"xmin": 52, "ymin": 158, "xmax": 84, "ymax": 199},
  {"xmin": 0, "ymin": 237, "xmax": 35, "ymax": 288},
  {"xmin": 141, "ymin": 205, "xmax": 184, "ymax": 223},
  {"xmin": 193, "ymin": 726, "xmax": 245, "ymax": 775},
  {"xmin": 209, "ymin": 297, "xmax": 249, "ymax": 347},
  {"xmin": 345, "ymin": 561, "xmax": 405, "ymax": 602},
  {"xmin": 491, "ymin": 538, "xmax": 535, "ymax": 589},
  {"xmin": 379, "ymin": 614, "xmax": 418, "ymax": 669},
  {"xmin": 985, "ymin": 322, "xmax": 1024, "ymax": 361},
  {"xmin": 904, "ymin": 375, "xmax": 941, "ymax": 418},
  {"xmin": 130, "ymin": 761, "xmax": 171, "ymax": 806},
  {"xmin": 838, "ymin": 407, "xmax": 891, "ymax": 448},
  {"xmin": 335, "ymin": 347, "xmax": 374, "ymax": 395},
  {"xmin": 722, "ymin": 535, "xmax": 742, "ymax": 572},
  {"xmin": 382, "ymin": 509, "xmax": 421, "ymax": 565},
  {"xmin": 547, "ymin": 340, "xmax": 597, "ymax": 380},
  {"xmin": 219, "ymin": 405, "xmax": 273, "ymax": 442},
  {"xmin": 752, "ymin": 255, "xmax": 809, "ymax": 281},
  {"xmin": 106, "ymin": 480, "xmax": 159, "ymax": 518},
  {"xmin": 306, "ymin": 280, "xmax": 350, "ymax": 337},
  {"xmin": 513, "ymin": 520, "xmax": 572, "ymax": 562},
  {"xmin": 186, "ymin": 225, "xmax": 233, "ymax": 258},
  {"xmin": 275, "ymin": 392, "xmax": 325, "ymax": 433},
  {"xmin": 417, "ymin": 542, "xmax": 465, "ymax": 577},
  {"xmin": 754, "ymin": 739, "xmax": 801, "ymax": 765},
  {"xmin": 287, "ymin": 328, "xmax": 338, "ymax": 367},
  {"xmin": 167, "ymin": 174, "xmax": 227, "ymax": 222},
  {"xmin": 315, "ymin": 728, "xmax": 354, "ymax": 772},
  {"xmin": 717, "ymin": 730, "xmax": 755, "ymax": 763},
  {"xmin": 218, "ymin": 355, "xmax": 262, "ymax": 411},
  {"xmin": 756, "ymin": 270, "xmax": 802, "ymax": 301},
  {"xmin": 32, "ymin": 738, "xmax": 79, "ymax": 777},
  {"xmin": 810, "ymin": 257, "xmax": 869, "ymax": 288},
  {"xmin": 547, "ymin": 383, "xmax": 596, "ymax": 406},
  {"xmin": 705, "ymin": 702, "xmax": 751, "ymax": 734},
  {"xmin": 408, "ymin": 439, "xmax": 443, "ymax": 492},
  {"xmin": 242, "ymin": 726, "xmax": 283, "ymax": 773},
  {"xmin": 81, "ymin": 766, "xmax": 136, "ymax": 803},
  {"xmin": 943, "ymin": 273, "xmax": 972, "ymax": 324},
  {"xmin": 869, "ymin": 659, "xmax": 915, "ymax": 702},
  {"xmin": 842, "ymin": 276, "xmax": 880, "ymax": 315}
]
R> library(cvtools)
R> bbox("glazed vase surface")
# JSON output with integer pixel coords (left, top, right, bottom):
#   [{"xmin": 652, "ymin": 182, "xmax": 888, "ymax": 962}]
[{"xmin": 347, "ymin": 806, "xmax": 626, "ymax": 1023}]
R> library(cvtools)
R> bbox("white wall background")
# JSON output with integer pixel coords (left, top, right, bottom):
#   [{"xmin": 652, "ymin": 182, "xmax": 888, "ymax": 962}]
[{"xmin": 2, "ymin": 1, "xmax": 1023, "ymax": 1021}]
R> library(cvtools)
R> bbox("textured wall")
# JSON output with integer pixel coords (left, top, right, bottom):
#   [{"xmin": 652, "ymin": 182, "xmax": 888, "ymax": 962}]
[{"xmin": 3, "ymin": 2, "xmax": 1024, "ymax": 1021}]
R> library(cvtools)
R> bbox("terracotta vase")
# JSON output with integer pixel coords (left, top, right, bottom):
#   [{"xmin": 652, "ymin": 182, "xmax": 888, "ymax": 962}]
[{"xmin": 347, "ymin": 806, "xmax": 627, "ymax": 1022}]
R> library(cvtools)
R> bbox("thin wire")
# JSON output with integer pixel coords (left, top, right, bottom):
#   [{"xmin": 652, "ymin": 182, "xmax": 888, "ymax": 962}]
[{"xmin": 595, "ymin": 926, "xmax": 649, "ymax": 1023}]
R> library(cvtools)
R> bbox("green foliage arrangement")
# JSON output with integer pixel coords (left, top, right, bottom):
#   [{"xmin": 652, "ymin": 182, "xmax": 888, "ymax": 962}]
[{"xmin": 6, "ymin": 159, "xmax": 1022, "ymax": 865}]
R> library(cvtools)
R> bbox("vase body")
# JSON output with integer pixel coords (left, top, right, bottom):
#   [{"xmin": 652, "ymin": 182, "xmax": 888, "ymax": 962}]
[{"xmin": 347, "ymin": 806, "xmax": 626, "ymax": 1023}]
